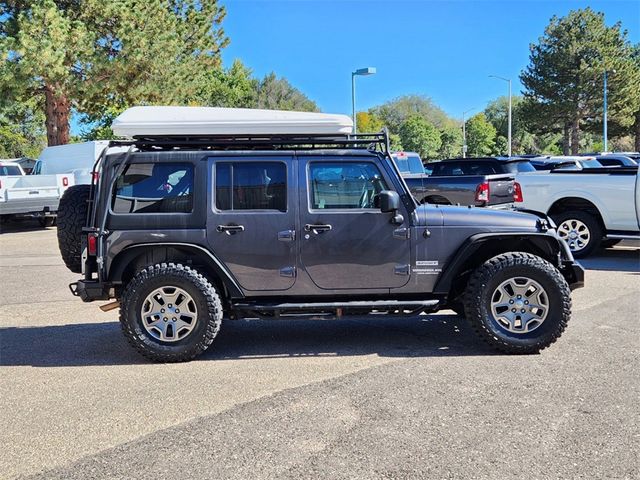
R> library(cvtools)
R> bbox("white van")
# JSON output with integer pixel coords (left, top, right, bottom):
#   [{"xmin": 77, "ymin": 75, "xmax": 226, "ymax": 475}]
[{"xmin": 34, "ymin": 141, "xmax": 128, "ymax": 185}]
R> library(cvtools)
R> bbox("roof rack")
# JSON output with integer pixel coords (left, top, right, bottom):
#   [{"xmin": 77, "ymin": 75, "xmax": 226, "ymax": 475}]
[{"xmin": 107, "ymin": 130, "xmax": 391, "ymax": 155}]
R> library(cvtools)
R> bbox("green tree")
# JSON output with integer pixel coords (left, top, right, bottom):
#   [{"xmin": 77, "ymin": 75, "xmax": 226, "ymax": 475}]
[
  {"xmin": 256, "ymin": 73, "xmax": 319, "ymax": 112},
  {"xmin": 198, "ymin": 59, "xmax": 258, "ymax": 108},
  {"xmin": 465, "ymin": 113, "xmax": 496, "ymax": 157},
  {"xmin": 371, "ymin": 95, "xmax": 455, "ymax": 133},
  {"xmin": 1, "ymin": 0, "xmax": 228, "ymax": 146},
  {"xmin": 399, "ymin": 115, "xmax": 442, "ymax": 159},
  {"xmin": 356, "ymin": 111, "xmax": 384, "ymax": 133},
  {"xmin": 520, "ymin": 8, "xmax": 639, "ymax": 154},
  {"xmin": 438, "ymin": 124, "xmax": 463, "ymax": 159}
]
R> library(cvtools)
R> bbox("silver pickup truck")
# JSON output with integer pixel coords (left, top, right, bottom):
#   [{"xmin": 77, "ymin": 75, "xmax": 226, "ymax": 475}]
[
  {"xmin": 516, "ymin": 166, "xmax": 640, "ymax": 257},
  {"xmin": 0, "ymin": 161, "xmax": 73, "ymax": 226}
]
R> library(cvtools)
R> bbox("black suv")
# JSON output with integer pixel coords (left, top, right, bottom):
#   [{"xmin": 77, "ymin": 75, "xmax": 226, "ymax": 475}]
[
  {"xmin": 57, "ymin": 131, "xmax": 584, "ymax": 362},
  {"xmin": 430, "ymin": 157, "xmax": 537, "ymax": 176}
]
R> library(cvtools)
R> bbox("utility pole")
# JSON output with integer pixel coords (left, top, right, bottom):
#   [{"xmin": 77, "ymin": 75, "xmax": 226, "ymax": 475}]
[
  {"xmin": 489, "ymin": 75, "xmax": 512, "ymax": 157},
  {"xmin": 351, "ymin": 67, "xmax": 376, "ymax": 134},
  {"xmin": 462, "ymin": 108, "xmax": 475, "ymax": 158}
]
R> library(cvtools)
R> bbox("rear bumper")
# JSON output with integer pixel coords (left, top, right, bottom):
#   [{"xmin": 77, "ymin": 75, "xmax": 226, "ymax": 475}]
[{"xmin": 69, "ymin": 280, "xmax": 112, "ymax": 302}]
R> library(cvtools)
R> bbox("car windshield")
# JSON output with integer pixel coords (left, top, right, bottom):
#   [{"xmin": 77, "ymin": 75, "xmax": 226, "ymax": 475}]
[{"xmin": 503, "ymin": 161, "xmax": 536, "ymax": 173}]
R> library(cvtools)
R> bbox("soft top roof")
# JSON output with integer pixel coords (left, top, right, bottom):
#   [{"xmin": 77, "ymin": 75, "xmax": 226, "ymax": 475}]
[{"xmin": 112, "ymin": 106, "xmax": 354, "ymax": 138}]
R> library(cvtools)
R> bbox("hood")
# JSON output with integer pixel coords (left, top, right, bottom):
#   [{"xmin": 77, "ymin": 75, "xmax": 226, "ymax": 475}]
[{"xmin": 416, "ymin": 205, "xmax": 541, "ymax": 231}]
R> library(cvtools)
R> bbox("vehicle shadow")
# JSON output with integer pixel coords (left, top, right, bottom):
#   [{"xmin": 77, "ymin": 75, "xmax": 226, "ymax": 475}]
[
  {"xmin": 0, "ymin": 218, "xmax": 50, "ymax": 234},
  {"xmin": 0, "ymin": 314, "xmax": 497, "ymax": 367},
  {"xmin": 580, "ymin": 246, "xmax": 640, "ymax": 273}
]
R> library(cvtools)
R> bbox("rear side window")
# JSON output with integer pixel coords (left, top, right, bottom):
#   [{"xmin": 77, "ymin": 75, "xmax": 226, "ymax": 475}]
[
  {"xmin": 504, "ymin": 161, "xmax": 536, "ymax": 173},
  {"xmin": 112, "ymin": 163, "xmax": 193, "ymax": 214},
  {"xmin": 0, "ymin": 165, "xmax": 21, "ymax": 175},
  {"xmin": 309, "ymin": 162, "xmax": 389, "ymax": 209},
  {"xmin": 215, "ymin": 162, "xmax": 287, "ymax": 212}
]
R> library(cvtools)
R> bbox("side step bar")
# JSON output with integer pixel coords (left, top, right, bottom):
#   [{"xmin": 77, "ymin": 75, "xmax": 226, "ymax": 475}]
[{"xmin": 231, "ymin": 299, "xmax": 441, "ymax": 319}]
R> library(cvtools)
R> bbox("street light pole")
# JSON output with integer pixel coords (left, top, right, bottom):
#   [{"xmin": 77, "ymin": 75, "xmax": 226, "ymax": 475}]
[
  {"xmin": 489, "ymin": 75, "xmax": 512, "ymax": 157},
  {"xmin": 462, "ymin": 108, "xmax": 475, "ymax": 158},
  {"xmin": 603, "ymin": 70, "xmax": 608, "ymax": 152},
  {"xmin": 351, "ymin": 67, "xmax": 376, "ymax": 134}
]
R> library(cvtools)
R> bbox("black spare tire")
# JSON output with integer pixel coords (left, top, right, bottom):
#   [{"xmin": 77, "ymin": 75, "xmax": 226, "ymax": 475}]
[{"xmin": 57, "ymin": 184, "xmax": 91, "ymax": 273}]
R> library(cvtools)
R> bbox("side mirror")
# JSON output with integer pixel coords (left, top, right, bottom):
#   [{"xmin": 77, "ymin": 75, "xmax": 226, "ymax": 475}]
[{"xmin": 377, "ymin": 190, "xmax": 400, "ymax": 213}]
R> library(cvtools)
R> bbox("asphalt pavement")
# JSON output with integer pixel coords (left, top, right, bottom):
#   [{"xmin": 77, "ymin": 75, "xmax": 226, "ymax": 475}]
[{"xmin": 0, "ymin": 219, "xmax": 638, "ymax": 479}]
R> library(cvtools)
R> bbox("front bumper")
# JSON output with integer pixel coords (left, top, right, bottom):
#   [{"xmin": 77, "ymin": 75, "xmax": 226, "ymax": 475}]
[
  {"xmin": 562, "ymin": 260, "xmax": 585, "ymax": 290},
  {"xmin": 69, "ymin": 280, "xmax": 112, "ymax": 302}
]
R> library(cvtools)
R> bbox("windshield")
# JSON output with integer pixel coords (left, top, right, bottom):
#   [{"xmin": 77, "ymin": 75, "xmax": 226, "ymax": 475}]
[{"xmin": 504, "ymin": 161, "xmax": 536, "ymax": 173}]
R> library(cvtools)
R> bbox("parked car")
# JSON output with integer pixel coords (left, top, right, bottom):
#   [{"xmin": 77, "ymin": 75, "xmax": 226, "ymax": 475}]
[
  {"xmin": 530, "ymin": 156, "xmax": 603, "ymax": 171},
  {"xmin": 0, "ymin": 160, "xmax": 25, "ymax": 176},
  {"xmin": 516, "ymin": 166, "xmax": 640, "ymax": 257},
  {"xmin": 58, "ymin": 106, "xmax": 583, "ymax": 362},
  {"xmin": 0, "ymin": 159, "xmax": 75, "ymax": 226},
  {"xmin": 400, "ymin": 157, "xmax": 527, "ymax": 207}
]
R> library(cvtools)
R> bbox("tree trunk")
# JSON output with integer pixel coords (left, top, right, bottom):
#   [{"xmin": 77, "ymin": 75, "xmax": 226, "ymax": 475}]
[
  {"xmin": 562, "ymin": 122, "xmax": 570, "ymax": 155},
  {"xmin": 635, "ymin": 111, "xmax": 640, "ymax": 153},
  {"xmin": 570, "ymin": 118, "xmax": 580, "ymax": 155},
  {"xmin": 44, "ymin": 84, "xmax": 71, "ymax": 146}
]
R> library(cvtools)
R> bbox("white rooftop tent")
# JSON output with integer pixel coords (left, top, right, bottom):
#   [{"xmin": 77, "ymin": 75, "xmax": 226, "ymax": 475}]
[{"xmin": 111, "ymin": 106, "xmax": 354, "ymax": 137}]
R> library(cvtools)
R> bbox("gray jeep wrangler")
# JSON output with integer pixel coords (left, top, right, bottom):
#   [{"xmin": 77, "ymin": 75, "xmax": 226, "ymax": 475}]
[{"xmin": 57, "ymin": 131, "xmax": 584, "ymax": 362}]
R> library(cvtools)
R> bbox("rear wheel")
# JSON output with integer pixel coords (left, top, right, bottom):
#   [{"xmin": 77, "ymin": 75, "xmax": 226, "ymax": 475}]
[
  {"xmin": 57, "ymin": 185, "xmax": 91, "ymax": 273},
  {"xmin": 463, "ymin": 252, "xmax": 571, "ymax": 354},
  {"xmin": 552, "ymin": 210, "xmax": 602, "ymax": 258},
  {"xmin": 120, "ymin": 263, "xmax": 223, "ymax": 362}
]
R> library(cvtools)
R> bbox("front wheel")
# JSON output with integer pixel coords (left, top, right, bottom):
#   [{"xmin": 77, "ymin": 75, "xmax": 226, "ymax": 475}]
[
  {"xmin": 120, "ymin": 263, "xmax": 223, "ymax": 362},
  {"xmin": 463, "ymin": 252, "xmax": 571, "ymax": 354},
  {"xmin": 552, "ymin": 210, "xmax": 602, "ymax": 258}
]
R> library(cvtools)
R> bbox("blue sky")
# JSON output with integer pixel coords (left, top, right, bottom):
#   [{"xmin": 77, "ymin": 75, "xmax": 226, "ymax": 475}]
[{"xmin": 221, "ymin": 0, "xmax": 640, "ymax": 120}]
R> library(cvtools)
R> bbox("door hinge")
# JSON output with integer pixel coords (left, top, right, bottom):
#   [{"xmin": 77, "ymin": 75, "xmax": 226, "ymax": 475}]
[
  {"xmin": 394, "ymin": 264, "xmax": 411, "ymax": 276},
  {"xmin": 393, "ymin": 227, "xmax": 410, "ymax": 240},
  {"xmin": 279, "ymin": 266, "xmax": 296, "ymax": 278}
]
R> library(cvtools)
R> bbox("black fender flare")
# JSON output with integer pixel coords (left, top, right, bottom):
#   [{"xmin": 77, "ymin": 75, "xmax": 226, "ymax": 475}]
[
  {"xmin": 108, "ymin": 242, "xmax": 244, "ymax": 298},
  {"xmin": 433, "ymin": 232, "xmax": 568, "ymax": 295}
]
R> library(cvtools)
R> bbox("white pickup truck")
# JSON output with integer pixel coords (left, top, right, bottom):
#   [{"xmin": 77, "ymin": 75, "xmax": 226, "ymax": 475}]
[
  {"xmin": 516, "ymin": 166, "xmax": 640, "ymax": 257},
  {"xmin": 0, "ymin": 160, "xmax": 73, "ymax": 226}
]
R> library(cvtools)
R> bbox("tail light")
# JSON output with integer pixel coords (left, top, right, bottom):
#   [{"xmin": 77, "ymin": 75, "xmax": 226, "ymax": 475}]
[
  {"xmin": 62, "ymin": 176, "xmax": 69, "ymax": 187},
  {"xmin": 87, "ymin": 233, "xmax": 98, "ymax": 256},
  {"xmin": 513, "ymin": 182, "xmax": 523, "ymax": 202},
  {"xmin": 92, "ymin": 171, "xmax": 99, "ymax": 182},
  {"xmin": 475, "ymin": 182, "xmax": 490, "ymax": 204}
]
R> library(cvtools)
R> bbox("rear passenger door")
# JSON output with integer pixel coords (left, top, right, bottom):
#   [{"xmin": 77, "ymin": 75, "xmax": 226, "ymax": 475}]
[
  {"xmin": 207, "ymin": 156, "xmax": 297, "ymax": 291},
  {"xmin": 299, "ymin": 156, "xmax": 411, "ymax": 290}
]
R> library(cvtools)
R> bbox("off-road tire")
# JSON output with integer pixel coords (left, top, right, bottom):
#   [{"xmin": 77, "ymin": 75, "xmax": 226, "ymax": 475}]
[
  {"xmin": 551, "ymin": 210, "xmax": 602, "ymax": 258},
  {"xmin": 463, "ymin": 252, "xmax": 571, "ymax": 354},
  {"xmin": 120, "ymin": 263, "xmax": 223, "ymax": 362},
  {"xmin": 57, "ymin": 185, "xmax": 91, "ymax": 273}
]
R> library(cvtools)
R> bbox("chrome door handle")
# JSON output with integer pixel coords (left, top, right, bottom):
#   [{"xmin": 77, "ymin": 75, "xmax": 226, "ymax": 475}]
[
  {"xmin": 217, "ymin": 224, "xmax": 245, "ymax": 235},
  {"xmin": 304, "ymin": 223, "xmax": 332, "ymax": 234}
]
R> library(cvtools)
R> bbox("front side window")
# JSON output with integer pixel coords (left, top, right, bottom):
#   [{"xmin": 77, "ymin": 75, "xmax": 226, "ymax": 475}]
[
  {"xmin": 309, "ymin": 162, "xmax": 389, "ymax": 209},
  {"xmin": 215, "ymin": 162, "xmax": 287, "ymax": 212},
  {"xmin": 112, "ymin": 163, "xmax": 193, "ymax": 214}
]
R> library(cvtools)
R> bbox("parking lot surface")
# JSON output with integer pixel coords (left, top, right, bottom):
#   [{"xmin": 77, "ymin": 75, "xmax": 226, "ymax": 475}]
[{"xmin": 1, "ymin": 220, "xmax": 638, "ymax": 479}]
